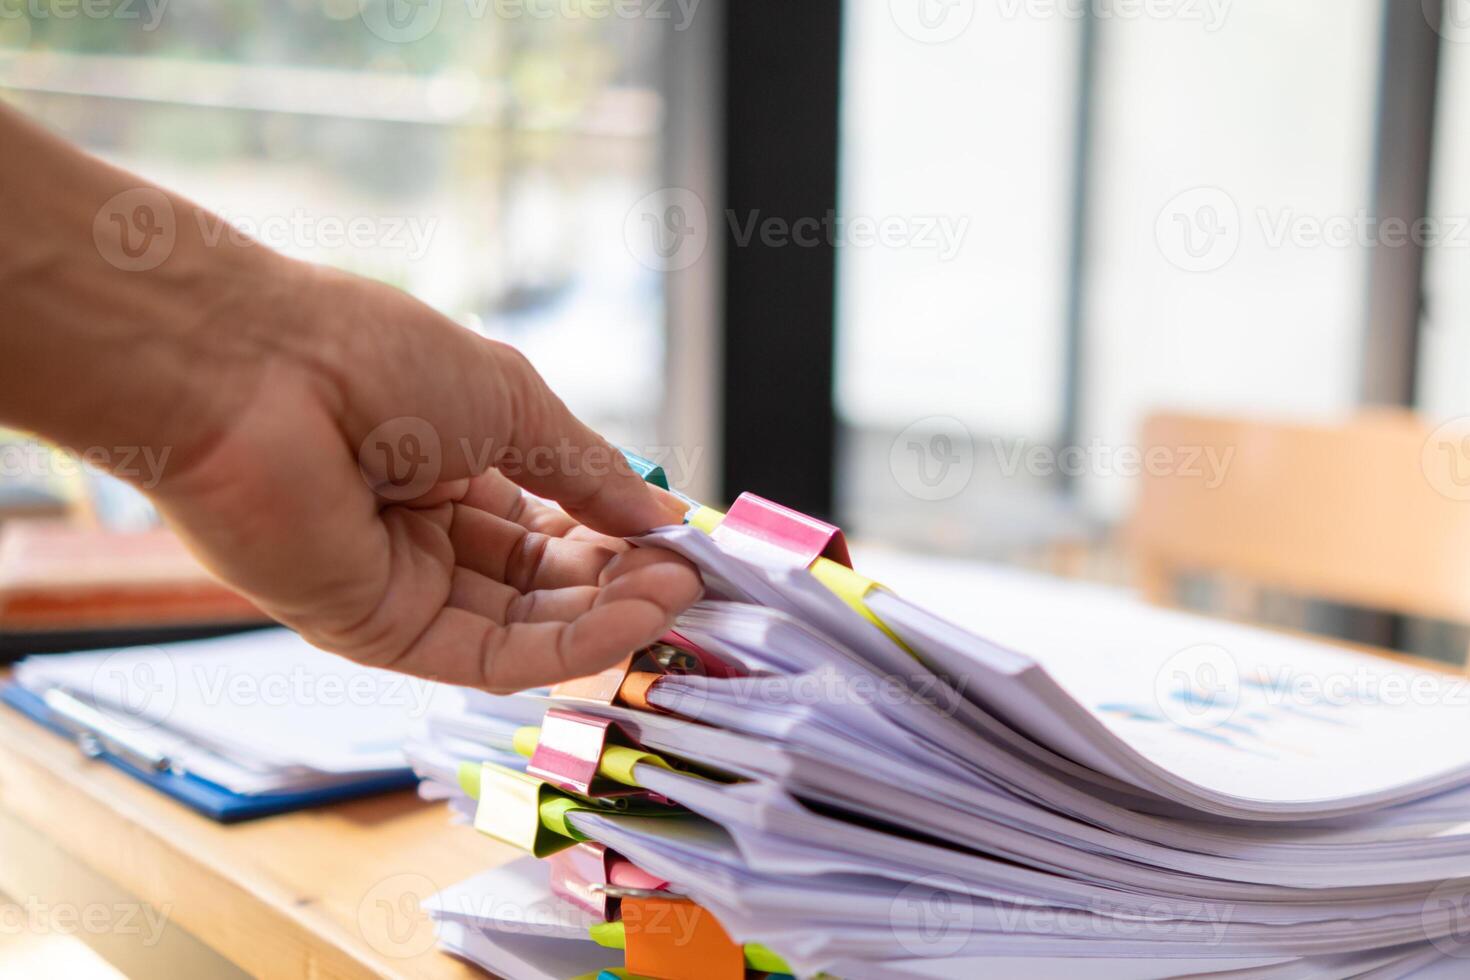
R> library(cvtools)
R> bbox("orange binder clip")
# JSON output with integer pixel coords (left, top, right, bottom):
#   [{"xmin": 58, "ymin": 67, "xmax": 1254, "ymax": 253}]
[
  {"xmin": 551, "ymin": 654, "xmax": 636, "ymax": 704},
  {"xmin": 550, "ymin": 633, "xmax": 740, "ymax": 707},
  {"xmin": 620, "ymin": 896, "xmax": 744, "ymax": 980}
]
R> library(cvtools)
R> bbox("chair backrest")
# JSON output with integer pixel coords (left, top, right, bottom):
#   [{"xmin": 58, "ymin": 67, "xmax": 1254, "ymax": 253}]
[{"xmin": 1129, "ymin": 411, "xmax": 1470, "ymax": 631}]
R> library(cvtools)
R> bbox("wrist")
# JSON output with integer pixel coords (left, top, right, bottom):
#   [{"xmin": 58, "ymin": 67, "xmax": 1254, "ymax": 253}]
[
  {"xmin": 0, "ymin": 105, "xmax": 306, "ymax": 475},
  {"xmin": 0, "ymin": 211, "xmax": 309, "ymax": 490}
]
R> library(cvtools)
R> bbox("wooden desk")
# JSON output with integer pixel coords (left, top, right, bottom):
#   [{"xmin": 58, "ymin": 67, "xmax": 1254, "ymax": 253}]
[{"xmin": 0, "ymin": 671, "xmax": 517, "ymax": 979}]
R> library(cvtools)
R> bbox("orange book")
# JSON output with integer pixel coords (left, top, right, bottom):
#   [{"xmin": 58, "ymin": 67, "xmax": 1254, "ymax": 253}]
[{"xmin": 0, "ymin": 519, "xmax": 266, "ymax": 631}]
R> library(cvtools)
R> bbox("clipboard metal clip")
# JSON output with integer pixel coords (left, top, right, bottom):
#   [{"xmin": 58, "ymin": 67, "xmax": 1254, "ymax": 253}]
[{"xmin": 41, "ymin": 688, "xmax": 172, "ymax": 774}]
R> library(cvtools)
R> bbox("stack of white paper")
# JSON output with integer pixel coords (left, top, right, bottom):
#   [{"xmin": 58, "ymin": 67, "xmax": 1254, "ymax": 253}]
[
  {"xmin": 12, "ymin": 629, "xmax": 445, "ymax": 796},
  {"xmin": 412, "ymin": 525, "xmax": 1470, "ymax": 978}
]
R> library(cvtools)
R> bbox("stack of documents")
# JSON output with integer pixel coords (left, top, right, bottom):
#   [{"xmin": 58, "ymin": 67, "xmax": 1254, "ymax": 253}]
[
  {"xmin": 5, "ymin": 629, "xmax": 442, "ymax": 819},
  {"xmin": 409, "ymin": 493, "xmax": 1470, "ymax": 979}
]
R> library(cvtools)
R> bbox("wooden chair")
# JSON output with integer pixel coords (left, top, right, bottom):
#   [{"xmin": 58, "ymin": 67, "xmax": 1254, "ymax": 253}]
[{"xmin": 1128, "ymin": 410, "xmax": 1470, "ymax": 669}]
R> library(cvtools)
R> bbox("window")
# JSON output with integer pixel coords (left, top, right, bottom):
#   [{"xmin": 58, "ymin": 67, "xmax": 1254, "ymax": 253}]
[
  {"xmin": 1420, "ymin": 15, "xmax": 1470, "ymax": 421},
  {"xmin": 0, "ymin": 3, "xmax": 669, "ymax": 443},
  {"xmin": 834, "ymin": 0, "xmax": 1385, "ymax": 552},
  {"xmin": 1078, "ymin": 0, "xmax": 1382, "ymax": 517},
  {"xmin": 835, "ymin": 1, "xmax": 1081, "ymax": 553}
]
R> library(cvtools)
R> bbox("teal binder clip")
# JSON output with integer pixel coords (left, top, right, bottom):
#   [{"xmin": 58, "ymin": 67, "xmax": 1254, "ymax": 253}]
[{"xmin": 618, "ymin": 448, "xmax": 668, "ymax": 490}]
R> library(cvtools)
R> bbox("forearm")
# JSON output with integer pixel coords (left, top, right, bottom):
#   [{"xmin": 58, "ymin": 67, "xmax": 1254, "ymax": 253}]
[{"xmin": 0, "ymin": 102, "xmax": 298, "ymax": 466}]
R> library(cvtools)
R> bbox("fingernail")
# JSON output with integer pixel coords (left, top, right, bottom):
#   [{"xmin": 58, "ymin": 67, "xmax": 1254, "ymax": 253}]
[{"xmin": 652, "ymin": 487, "xmax": 692, "ymax": 525}]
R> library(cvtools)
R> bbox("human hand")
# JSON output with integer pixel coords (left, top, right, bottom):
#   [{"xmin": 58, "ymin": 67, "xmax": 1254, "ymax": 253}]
[
  {"xmin": 0, "ymin": 103, "xmax": 702, "ymax": 690},
  {"xmin": 144, "ymin": 264, "xmax": 701, "ymax": 691}
]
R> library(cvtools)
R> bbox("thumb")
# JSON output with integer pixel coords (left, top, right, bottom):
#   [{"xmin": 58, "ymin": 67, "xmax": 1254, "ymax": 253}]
[
  {"xmin": 339, "ymin": 285, "xmax": 687, "ymax": 537},
  {"xmin": 483, "ymin": 341, "xmax": 687, "ymax": 536}
]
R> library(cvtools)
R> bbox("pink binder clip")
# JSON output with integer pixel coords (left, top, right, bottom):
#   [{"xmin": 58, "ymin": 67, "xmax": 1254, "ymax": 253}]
[
  {"xmin": 548, "ymin": 843, "xmax": 671, "ymax": 919},
  {"xmin": 527, "ymin": 709, "xmax": 616, "ymax": 797},
  {"xmin": 711, "ymin": 492, "xmax": 852, "ymax": 569},
  {"xmin": 549, "ymin": 842, "xmax": 614, "ymax": 917},
  {"xmin": 527, "ymin": 708, "xmax": 671, "ymax": 802}
]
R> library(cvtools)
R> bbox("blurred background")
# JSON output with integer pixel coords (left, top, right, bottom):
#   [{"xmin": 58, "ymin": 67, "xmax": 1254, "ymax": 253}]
[{"xmin": 3, "ymin": 0, "xmax": 1470, "ymax": 661}]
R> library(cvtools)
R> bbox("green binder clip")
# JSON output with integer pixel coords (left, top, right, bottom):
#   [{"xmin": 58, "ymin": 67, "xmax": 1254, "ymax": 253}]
[
  {"xmin": 471, "ymin": 762, "xmax": 593, "ymax": 858},
  {"xmin": 618, "ymin": 448, "xmax": 668, "ymax": 490},
  {"xmin": 464, "ymin": 760, "xmax": 679, "ymax": 859}
]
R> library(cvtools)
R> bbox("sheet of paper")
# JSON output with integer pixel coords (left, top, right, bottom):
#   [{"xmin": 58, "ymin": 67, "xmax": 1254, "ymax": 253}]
[
  {"xmin": 424, "ymin": 858, "xmax": 598, "ymax": 941},
  {"xmin": 16, "ymin": 628, "xmax": 447, "ymax": 774}
]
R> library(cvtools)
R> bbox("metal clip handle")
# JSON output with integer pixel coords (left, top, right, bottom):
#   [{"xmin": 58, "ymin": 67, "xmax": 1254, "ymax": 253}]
[{"xmin": 42, "ymin": 689, "xmax": 170, "ymax": 773}]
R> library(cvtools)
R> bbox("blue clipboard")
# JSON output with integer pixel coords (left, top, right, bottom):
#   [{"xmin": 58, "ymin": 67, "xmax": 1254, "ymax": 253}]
[{"xmin": 1, "ymin": 683, "xmax": 419, "ymax": 823}]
